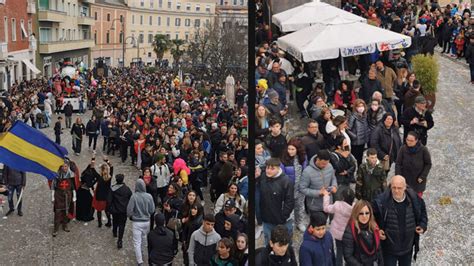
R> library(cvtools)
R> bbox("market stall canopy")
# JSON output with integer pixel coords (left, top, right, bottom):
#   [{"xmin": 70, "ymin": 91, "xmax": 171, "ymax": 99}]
[
  {"xmin": 277, "ymin": 17, "xmax": 412, "ymax": 62},
  {"xmin": 272, "ymin": 0, "xmax": 366, "ymax": 33}
]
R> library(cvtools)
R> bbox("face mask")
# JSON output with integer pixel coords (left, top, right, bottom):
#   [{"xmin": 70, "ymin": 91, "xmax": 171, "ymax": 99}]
[{"xmin": 356, "ymin": 107, "xmax": 365, "ymax": 113}]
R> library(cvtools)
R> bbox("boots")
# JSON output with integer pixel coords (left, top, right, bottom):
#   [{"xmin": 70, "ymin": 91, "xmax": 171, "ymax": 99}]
[
  {"xmin": 62, "ymin": 223, "xmax": 70, "ymax": 232},
  {"xmin": 98, "ymin": 212, "xmax": 102, "ymax": 227},
  {"xmin": 117, "ymin": 240, "xmax": 123, "ymax": 249},
  {"xmin": 53, "ymin": 224, "xmax": 59, "ymax": 237},
  {"xmin": 105, "ymin": 212, "xmax": 112, "ymax": 227}
]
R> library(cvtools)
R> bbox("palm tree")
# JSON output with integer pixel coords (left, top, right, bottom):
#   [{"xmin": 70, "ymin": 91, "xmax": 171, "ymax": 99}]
[
  {"xmin": 152, "ymin": 34, "xmax": 170, "ymax": 60},
  {"xmin": 170, "ymin": 39, "xmax": 186, "ymax": 65}
]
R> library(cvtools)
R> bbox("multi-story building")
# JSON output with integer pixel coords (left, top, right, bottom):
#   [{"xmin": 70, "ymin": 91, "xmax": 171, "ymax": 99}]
[
  {"xmin": 90, "ymin": 0, "xmax": 128, "ymax": 68},
  {"xmin": 36, "ymin": 0, "xmax": 95, "ymax": 78},
  {"xmin": 0, "ymin": 0, "xmax": 39, "ymax": 91},
  {"xmin": 215, "ymin": 0, "xmax": 247, "ymax": 28},
  {"xmin": 125, "ymin": 0, "xmax": 216, "ymax": 66}
]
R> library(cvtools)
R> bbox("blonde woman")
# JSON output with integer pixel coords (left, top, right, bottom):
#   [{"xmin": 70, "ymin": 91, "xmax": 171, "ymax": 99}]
[
  {"xmin": 342, "ymin": 200, "xmax": 384, "ymax": 265},
  {"xmin": 92, "ymin": 162, "xmax": 113, "ymax": 227}
]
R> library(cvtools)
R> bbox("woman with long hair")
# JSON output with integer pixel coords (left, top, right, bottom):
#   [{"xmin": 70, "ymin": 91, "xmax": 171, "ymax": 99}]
[
  {"xmin": 214, "ymin": 183, "xmax": 246, "ymax": 215},
  {"xmin": 162, "ymin": 182, "xmax": 184, "ymax": 225},
  {"xmin": 316, "ymin": 107, "xmax": 333, "ymax": 138},
  {"xmin": 173, "ymin": 158, "xmax": 191, "ymax": 186},
  {"xmin": 256, "ymin": 104, "xmax": 271, "ymax": 140},
  {"xmin": 181, "ymin": 203, "xmax": 204, "ymax": 265},
  {"xmin": 92, "ymin": 162, "xmax": 113, "ymax": 227},
  {"xmin": 342, "ymin": 200, "xmax": 384, "ymax": 265},
  {"xmin": 370, "ymin": 113, "xmax": 402, "ymax": 174},
  {"xmin": 234, "ymin": 233, "xmax": 249, "ymax": 266},
  {"xmin": 280, "ymin": 137, "xmax": 308, "ymax": 232}
]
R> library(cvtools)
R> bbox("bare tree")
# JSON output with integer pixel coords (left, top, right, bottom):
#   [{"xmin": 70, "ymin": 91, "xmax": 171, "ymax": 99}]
[{"xmin": 186, "ymin": 17, "xmax": 247, "ymax": 83}]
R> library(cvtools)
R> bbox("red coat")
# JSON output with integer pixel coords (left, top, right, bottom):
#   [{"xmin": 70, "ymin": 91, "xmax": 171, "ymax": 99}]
[{"xmin": 334, "ymin": 90, "xmax": 356, "ymax": 109}]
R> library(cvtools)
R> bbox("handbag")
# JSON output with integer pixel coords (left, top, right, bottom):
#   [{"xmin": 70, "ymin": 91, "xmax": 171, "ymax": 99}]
[
  {"xmin": 383, "ymin": 132, "xmax": 394, "ymax": 171},
  {"xmin": 166, "ymin": 211, "xmax": 182, "ymax": 233}
]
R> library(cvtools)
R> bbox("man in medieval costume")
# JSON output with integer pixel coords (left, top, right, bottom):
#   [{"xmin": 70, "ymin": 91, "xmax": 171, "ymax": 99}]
[{"xmin": 51, "ymin": 160, "xmax": 78, "ymax": 236}]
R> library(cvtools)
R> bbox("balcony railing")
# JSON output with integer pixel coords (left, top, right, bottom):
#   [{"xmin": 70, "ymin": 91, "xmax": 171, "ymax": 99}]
[
  {"xmin": 39, "ymin": 39, "xmax": 95, "ymax": 54},
  {"xmin": 38, "ymin": 9, "xmax": 67, "ymax": 22},
  {"xmin": 78, "ymin": 15, "xmax": 95, "ymax": 25}
]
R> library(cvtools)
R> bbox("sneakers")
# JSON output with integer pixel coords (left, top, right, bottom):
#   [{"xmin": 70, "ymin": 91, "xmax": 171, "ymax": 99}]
[
  {"xmin": 298, "ymin": 224, "xmax": 307, "ymax": 232},
  {"xmin": 62, "ymin": 224, "xmax": 70, "ymax": 232},
  {"xmin": 255, "ymin": 225, "xmax": 263, "ymax": 239},
  {"xmin": 117, "ymin": 240, "xmax": 123, "ymax": 249},
  {"xmin": 5, "ymin": 209, "xmax": 14, "ymax": 216}
]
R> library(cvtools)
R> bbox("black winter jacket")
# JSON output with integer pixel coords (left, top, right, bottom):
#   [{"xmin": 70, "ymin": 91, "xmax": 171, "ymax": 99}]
[
  {"xmin": 370, "ymin": 124, "xmax": 402, "ymax": 164},
  {"xmin": 147, "ymin": 226, "xmax": 177, "ymax": 265},
  {"xmin": 300, "ymin": 132, "xmax": 327, "ymax": 160},
  {"xmin": 342, "ymin": 223, "xmax": 384, "ymax": 266},
  {"xmin": 372, "ymin": 188, "xmax": 428, "ymax": 257},
  {"xmin": 395, "ymin": 143, "xmax": 432, "ymax": 193},
  {"xmin": 259, "ymin": 171, "xmax": 294, "ymax": 225},
  {"xmin": 255, "ymin": 246, "xmax": 297, "ymax": 266},
  {"xmin": 107, "ymin": 183, "xmax": 132, "ymax": 214}
]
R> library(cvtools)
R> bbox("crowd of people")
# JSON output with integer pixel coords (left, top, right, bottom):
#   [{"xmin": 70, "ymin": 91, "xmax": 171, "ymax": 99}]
[
  {"xmin": 0, "ymin": 65, "xmax": 249, "ymax": 266},
  {"xmin": 255, "ymin": 0, "xmax": 441, "ymax": 265}
]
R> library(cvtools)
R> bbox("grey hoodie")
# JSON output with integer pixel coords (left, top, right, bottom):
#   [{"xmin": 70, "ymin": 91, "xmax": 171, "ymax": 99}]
[
  {"xmin": 188, "ymin": 225, "xmax": 221, "ymax": 266},
  {"xmin": 126, "ymin": 179, "xmax": 155, "ymax": 222},
  {"xmin": 299, "ymin": 154, "xmax": 337, "ymax": 212}
]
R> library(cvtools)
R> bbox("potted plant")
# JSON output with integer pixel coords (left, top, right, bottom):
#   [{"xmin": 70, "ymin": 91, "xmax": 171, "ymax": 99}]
[{"xmin": 411, "ymin": 54, "xmax": 439, "ymax": 111}]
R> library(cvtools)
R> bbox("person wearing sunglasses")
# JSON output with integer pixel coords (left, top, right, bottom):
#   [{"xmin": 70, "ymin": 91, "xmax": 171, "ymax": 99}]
[{"xmin": 342, "ymin": 200, "xmax": 384, "ymax": 265}]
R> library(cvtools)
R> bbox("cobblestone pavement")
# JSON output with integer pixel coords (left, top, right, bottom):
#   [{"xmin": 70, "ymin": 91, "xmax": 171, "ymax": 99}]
[
  {"xmin": 257, "ymin": 53, "xmax": 474, "ymax": 264},
  {"xmin": 0, "ymin": 111, "xmax": 215, "ymax": 265}
]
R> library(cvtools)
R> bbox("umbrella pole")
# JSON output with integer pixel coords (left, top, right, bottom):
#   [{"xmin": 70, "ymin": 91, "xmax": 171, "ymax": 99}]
[{"xmin": 341, "ymin": 56, "xmax": 346, "ymax": 80}]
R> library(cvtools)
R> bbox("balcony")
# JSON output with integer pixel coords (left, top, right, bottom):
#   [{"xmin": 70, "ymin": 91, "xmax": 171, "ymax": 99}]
[
  {"xmin": 80, "ymin": 0, "xmax": 95, "ymax": 3},
  {"xmin": 27, "ymin": 2, "xmax": 36, "ymax": 14},
  {"xmin": 39, "ymin": 39, "xmax": 95, "ymax": 54},
  {"xmin": 0, "ymin": 42, "xmax": 7, "ymax": 61},
  {"xmin": 38, "ymin": 9, "xmax": 67, "ymax": 22},
  {"xmin": 77, "ymin": 15, "xmax": 95, "ymax": 26}
]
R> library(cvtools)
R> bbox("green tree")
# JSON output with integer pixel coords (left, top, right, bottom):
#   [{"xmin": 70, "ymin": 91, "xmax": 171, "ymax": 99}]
[
  {"xmin": 152, "ymin": 34, "xmax": 170, "ymax": 60},
  {"xmin": 170, "ymin": 39, "xmax": 186, "ymax": 65}
]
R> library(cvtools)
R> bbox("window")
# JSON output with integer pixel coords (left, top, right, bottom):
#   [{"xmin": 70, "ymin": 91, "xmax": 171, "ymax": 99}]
[
  {"xmin": 175, "ymin": 18, "xmax": 181, "ymax": 27},
  {"xmin": 166, "ymin": 33, "xmax": 170, "ymax": 39},
  {"xmin": 167, "ymin": 1, "xmax": 172, "ymax": 9},
  {"xmin": 4, "ymin": 17, "xmax": 8, "ymax": 42},
  {"xmin": 140, "ymin": 0, "xmax": 144, "ymax": 7},
  {"xmin": 107, "ymin": 14, "xmax": 111, "ymax": 21},
  {"xmin": 206, "ymin": 5, "xmax": 210, "ymax": 12},
  {"xmin": 106, "ymin": 31, "xmax": 110, "ymax": 44},
  {"xmin": 120, "ymin": 15, "xmax": 123, "ymax": 23},
  {"xmin": 166, "ymin": 17, "xmax": 170, "ymax": 26},
  {"xmin": 186, "ymin": 3, "xmax": 191, "ymax": 11},
  {"xmin": 140, "ymin": 15, "xmax": 143, "ymax": 25},
  {"xmin": 150, "ymin": 0, "xmax": 154, "ymax": 8},
  {"xmin": 148, "ymin": 33, "xmax": 153, "ymax": 43},
  {"xmin": 157, "ymin": 16, "xmax": 161, "ymax": 26},
  {"xmin": 94, "ymin": 12, "xmax": 98, "ymax": 20},
  {"xmin": 149, "ymin": 16, "xmax": 152, "ymax": 25},
  {"xmin": 159, "ymin": 0, "xmax": 162, "ymax": 8},
  {"xmin": 132, "ymin": 15, "xmax": 135, "ymax": 24},
  {"xmin": 11, "ymin": 18, "xmax": 16, "ymax": 41},
  {"xmin": 68, "ymin": 3, "xmax": 70, "ymax": 15},
  {"xmin": 205, "ymin": 19, "xmax": 210, "ymax": 27},
  {"xmin": 28, "ymin": 19, "xmax": 32, "ymax": 35},
  {"xmin": 240, "ymin": 0, "xmax": 244, "ymax": 5},
  {"xmin": 20, "ymin": 19, "xmax": 27, "ymax": 40},
  {"xmin": 119, "ymin": 31, "xmax": 123, "ymax": 43},
  {"xmin": 233, "ymin": 0, "xmax": 237, "ymax": 5},
  {"xmin": 194, "ymin": 19, "xmax": 200, "ymax": 28},
  {"xmin": 175, "ymin": 33, "xmax": 179, "ymax": 40},
  {"xmin": 73, "ymin": 4, "xmax": 76, "ymax": 16},
  {"xmin": 139, "ymin": 33, "xmax": 144, "ymax": 43},
  {"xmin": 185, "ymin": 33, "xmax": 189, "ymax": 41},
  {"xmin": 39, "ymin": 28, "xmax": 51, "ymax": 43},
  {"xmin": 176, "ymin": 2, "xmax": 181, "ymax": 10},
  {"xmin": 185, "ymin": 18, "xmax": 190, "ymax": 27},
  {"xmin": 196, "ymin": 4, "xmax": 200, "ymax": 11}
]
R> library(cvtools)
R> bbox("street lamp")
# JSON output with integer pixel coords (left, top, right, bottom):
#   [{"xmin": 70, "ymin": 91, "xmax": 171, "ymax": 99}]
[{"xmin": 110, "ymin": 18, "xmax": 127, "ymax": 67}]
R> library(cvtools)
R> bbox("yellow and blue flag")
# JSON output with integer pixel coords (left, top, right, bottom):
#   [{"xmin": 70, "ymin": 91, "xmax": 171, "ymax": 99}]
[{"xmin": 0, "ymin": 121, "xmax": 68, "ymax": 179}]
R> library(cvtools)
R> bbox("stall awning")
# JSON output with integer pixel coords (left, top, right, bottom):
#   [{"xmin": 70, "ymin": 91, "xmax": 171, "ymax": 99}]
[{"xmin": 21, "ymin": 59, "xmax": 41, "ymax": 75}]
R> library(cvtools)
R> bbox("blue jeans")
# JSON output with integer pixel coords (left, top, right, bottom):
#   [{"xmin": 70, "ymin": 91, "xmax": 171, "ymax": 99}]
[
  {"xmin": 8, "ymin": 185, "xmax": 22, "ymax": 212},
  {"xmin": 384, "ymin": 251, "xmax": 412, "ymax": 266},
  {"xmin": 263, "ymin": 219, "xmax": 293, "ymax": 246}
]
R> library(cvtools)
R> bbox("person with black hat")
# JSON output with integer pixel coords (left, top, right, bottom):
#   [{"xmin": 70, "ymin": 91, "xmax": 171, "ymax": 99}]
[
  {"xmin": 107, "ymin": 174, "xmax": 132, "ymax": 249},
  {"xmin": 147, "ymin": 212, "xmax": 178, "ymax": 266},
  {"xmin": 299, "ymin": 212, "xmax": 336, "ymax": 265},
  {"xmin": 215, "ymin": 198, "xmax": 241, "ymax": 236},
  {"xmin": 400, "ymin": 95, "xmax": 434, "ymax": 145}
]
